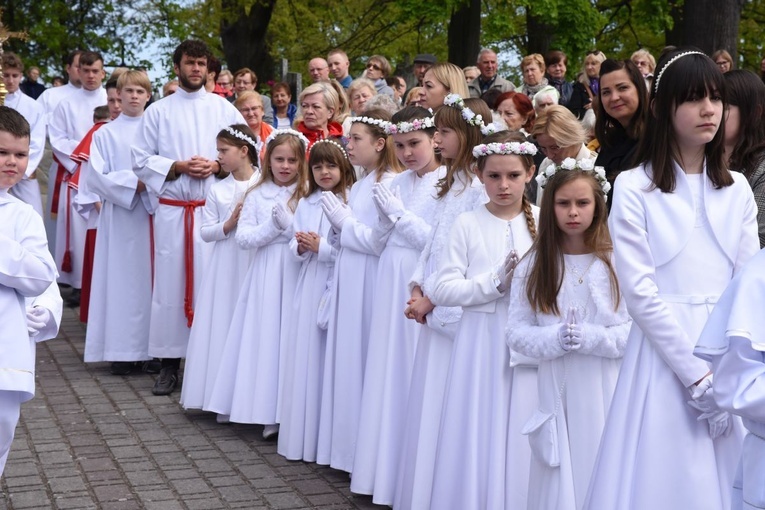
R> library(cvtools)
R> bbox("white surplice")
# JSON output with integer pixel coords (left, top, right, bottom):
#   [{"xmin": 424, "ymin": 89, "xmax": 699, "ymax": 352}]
[
  {"xmin": 83, "ymin": 114, "xmax": 155, "ymax": 362},
  {"xmin": 131, "ymin": 87, "xmax": 245, "ymax": 358},
  {"xmin": 5, "ymin": 90, "xmax": 45, "ymax": 215},
  {"xmin": 695, "ymin": 248, "xmax": 765, "ymax": 510},
  {"xmin": 48, "ymin": 87, "xmax": 107, "ymax": 287},
  {"xmin": 181, "ymin": 172, "xmax": 258, "ymax": 411},
  {"xmin": 586, "ymin": 164, "xmax": 759, "ymax": 510}
]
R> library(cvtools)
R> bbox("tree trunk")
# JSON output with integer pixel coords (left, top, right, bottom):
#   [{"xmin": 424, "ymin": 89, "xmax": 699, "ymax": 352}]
[
  {"xmin": 665, "ymin": 0, "xmax": 744, "ymax": 59},
  {"xmin": 525, "ymin": 8, "xmax": 554, "ymax": 56},
  {"xmin": 219, "ymin": 0, "xmax": 277, "ymax": 84},
  {"xmin": 447, "ymin": 0, "xmax": 481, "ymax": 68}
]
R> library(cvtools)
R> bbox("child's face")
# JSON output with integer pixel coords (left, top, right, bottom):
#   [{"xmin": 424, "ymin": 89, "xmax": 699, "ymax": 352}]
[
  {"xmin": 393, "ymin": 131, "xmax": 436, "ymax": 175},
  {"xmin": 1, "ymin": 67, "xmax": 23, "ymax": 94},
  {"xmin": 270, "ymin": 143, "xmax": 300, "ymax": 186},
  {"xmin": 347, "ymin": 123, "xmax": 384, "ymax": 168},
  {"xmin": 554, "ymin": 177, "xmax": 596, "ymax": 243},
  {"xmin": 478, "ymin": 154, "xmax": 532, "ymax": 214},
  {"xmin": 217, "ymin": 140, "xmax": 248, "ymax": 174},
  {"xmin": 119, "ymin": 84, "xmax": 150, "ymax": 117},
  {"xmin": 433, "ymin": 125, "xmax": 460, "ymax": 160},
  {"xmin": 106, "ymin": 88, "xmax": 122, "ymax": 119},
  {"xmin": 672, "ymin": 93, "xmax": 723, "ymax": 150},
  {"xmin": 311, "ymin": 161, "xmax": 342, "ymax": 191},
  {"xmin": 0, "ymin": 131, "xmax": 29, "ymax": 190}
]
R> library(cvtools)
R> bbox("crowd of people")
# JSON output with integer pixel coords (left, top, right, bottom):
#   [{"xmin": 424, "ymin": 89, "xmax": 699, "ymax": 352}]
[{"xmin": 1, "ymin": 37, "xmax": 765, "ymax": 510}]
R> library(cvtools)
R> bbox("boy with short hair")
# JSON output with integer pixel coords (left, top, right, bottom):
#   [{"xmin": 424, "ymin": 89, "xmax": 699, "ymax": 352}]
[
  {"xmin": 85, "ymin": 70, "xmax": 155, "ymax": 374},
  {"xmin": 2, "ymin": 52, "xmax": 46, "ymax": 215},
  {"xmin": 0, "ymin": 106, "xmax": 59, "ymax": 475}
]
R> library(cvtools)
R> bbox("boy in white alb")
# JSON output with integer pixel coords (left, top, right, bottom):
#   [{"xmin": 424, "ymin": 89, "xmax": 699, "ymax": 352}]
[
  {"xmin": 84, "ymin": 70, "xmax": 155, "ymax": 375},
  {"xmin": 1, "ymin": 53, "xmax": 45, "ymax": 215},
  {"xmin": 132, "ymin": 40, "xmax": 245, "ymax": 395},
  {"xmin": 48, "ymin": 50, "xmax": 107, "ymax": 306},
  {"xmin": 0, "ymin": 107, "xmax": 59, "ymax": 475}
]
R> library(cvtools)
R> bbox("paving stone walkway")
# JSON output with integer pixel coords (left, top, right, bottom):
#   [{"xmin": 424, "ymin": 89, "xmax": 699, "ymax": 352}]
[{"xmin": 0, "ymin": 306, "xmax": 379, "ymax": 510}]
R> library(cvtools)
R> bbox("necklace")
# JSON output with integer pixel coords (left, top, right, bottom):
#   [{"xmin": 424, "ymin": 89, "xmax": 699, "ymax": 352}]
[{"xmin": 567, "ymin": 254, "xmax": 596, "ymax": 285}]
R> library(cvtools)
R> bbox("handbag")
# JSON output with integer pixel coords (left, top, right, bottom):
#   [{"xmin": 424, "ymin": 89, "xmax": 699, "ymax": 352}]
[{"xmin": 521, "ymin": 357, "xmax": 567, "ymax": 468}]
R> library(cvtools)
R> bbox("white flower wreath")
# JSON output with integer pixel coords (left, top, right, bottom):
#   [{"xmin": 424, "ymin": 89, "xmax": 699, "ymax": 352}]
[
  {"xmin": 472, "ymin": 141, "xmax": 538, "ymax": 158},
  {"xmin": 265, "ymin": 128, "xmax": 310, "ymax": 148},
  {"xmin": 535, "ymin": 157, "xmax": 611, "ymax": 198},
  {"xmin": 384, "ymin": 116, "xmax": 435, "ymax": 135},
  {"xmin": 350, "ymin": 116, "xmax": 392, "ymax": 131}
]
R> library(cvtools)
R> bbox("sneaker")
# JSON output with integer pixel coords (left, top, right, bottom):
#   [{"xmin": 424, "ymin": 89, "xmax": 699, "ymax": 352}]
[
  {"xmin": 110, "ymin": 361, "xmax": 137, "ymax": 375},
  {"xmin": 262, "ymin": 424, "xmax": 279, "ymax": 440},
  {"xmin": 142, "ymin": 359, "xmax": 162, "ymax": 374},
  {"xmin": 152, "ymin": 367, "xmax": 178, "ymax": 395}
]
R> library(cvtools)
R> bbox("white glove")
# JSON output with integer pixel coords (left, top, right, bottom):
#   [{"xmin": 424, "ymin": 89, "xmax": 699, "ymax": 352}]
[
  {"xmin": 372, "ymin": 183, "xmax": 405, "ymax": 223},
  {"xmin": 26, "ymin": 306, "xmax": 51, "ymax": 337},
  {"xmin": 321, "ymin": 192, "xmax": 353, "ymax": 230},
  {"xmin": 557, "ymin": 308, "xmax": 583, "ymax": 352},
  {"xmin": 495, "ymin": 250, "xmax": 519, "ymax": 293},
  {"xmin": 687, "ymin": 375, "xmax": 719, "ymax": 415},
  {"xmin": 372, "ymin": 188, "xmax": 395, "ymax": 228},
  {"xmin": 697, "ymin": 409, "xmax": 734, "ymax": 440},
  {"xmin": 272, "ymin": 202, "xmax": 292, "ymax": 230}
]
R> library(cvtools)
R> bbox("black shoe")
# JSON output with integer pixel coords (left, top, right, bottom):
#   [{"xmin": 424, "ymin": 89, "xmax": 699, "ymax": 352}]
[
  {"xmin": 152, "ymin": 367, "xmax": 178, "ymax": 395},
  {"xmin": 110, "ymin": 361, "xmax": 138, "ymax": 375},
  {"xmin": 142, "ymin": 359, "xmax": 162, "ymax": 374},
  {"xmin": 65, "ymin": 288, "xmax": 81, "ymax": 308}
]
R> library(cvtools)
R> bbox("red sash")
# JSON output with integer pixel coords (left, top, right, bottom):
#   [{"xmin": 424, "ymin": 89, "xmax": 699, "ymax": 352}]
[
  {"xmin": 158, "ymin": 198, "xmax": 206, "ymax": 328},
  {"xmin": 50, "ymin": 155, "xmax": 68, "ymax": 215}
]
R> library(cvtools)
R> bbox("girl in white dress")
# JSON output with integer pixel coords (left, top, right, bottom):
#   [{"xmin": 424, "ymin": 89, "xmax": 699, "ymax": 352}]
[
  {"xmin": 507, "ymin": 161, "xmax": 630, "ymax": 510},
  {"xmin": 428, "ymin": 130, "xmax": 539, "ymax": 509},
  {"xmin": 585, "ymin": 50, "xmax": 760, "ymax": 509},
  {"xmin": 277, "ymin": 138, "xmax": 356, "ymax": 462},
  {"xmin": 350, "ymin": 107, "xmax": 443, "ymax": 505},
  {"xmin": 316, "ymin": 108, "xmax": 403, "ymax": 473},
  {"xmin": 393, "ymin": 96, "xmax": 490, "ymax": 510},
  {"xmin": 207, "ymin": 129, "xmax": 308, "ymax": 439},
  {"xmin": 695, "ymin": 249, "xmax": 765, "ymax": 510},
  {"xmin": 180, "ymin": 124, "xmax": 259, "ymax": 417}
]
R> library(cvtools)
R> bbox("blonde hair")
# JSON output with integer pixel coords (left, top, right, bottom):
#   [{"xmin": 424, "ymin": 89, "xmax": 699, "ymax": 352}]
[
  {"xmin": 252, "ymin": 134, "xmax": 308, "ymax": 211},
  {"xmin": 630, "ymin": 49, "xmax": 656, "ymax": 74},
  {"xmin": 521, "ymin": 54, "xmax": 545, "ymax": 73},
  {"xmin": 327, "ymin": 79, "xmax": 350, "ymax": 123},
  {"xmin": 351, "ymin": 108, "xmax": 404, "ymax": 181},
  {"xmin": 348, "ymin": 78, "xmax": 377, "ymax": 102},
  {"xmin": 530, "ymin": 105, "xmax": 585, "ymax": 149},
  {"xmin": 234, "ymin": 90, "xmax": 263, "ymax": 109},
  {"xmin": 426, "ymin": 62, "xmax": 470, "ymax": 98},
  {"xmin": 297, "ymin": 82, "xmax": 340, "ymax": 124},
  {"xmin": 117, "ymin": 69, "xmax": 151, "ymax": 93}
]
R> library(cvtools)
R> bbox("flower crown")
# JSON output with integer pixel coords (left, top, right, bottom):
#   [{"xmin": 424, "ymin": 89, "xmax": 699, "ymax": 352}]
[
  {"xmin": 654, "ymin": 51, "xmax": 705, "ymax": 93},
  {"xmin": 224, "ymin": 126, "xmax": 258, "ymax": 150},
  {"xmin": 443, "ymin": 93, "xmax": 497, "ymax": 136},
  {"xmin": 309, "ymin": 138, "xmax": 350, "ymax": 160},
  {"xmin": 535, "ymin": 158, "xmax": 611, "ymax": 199},
  {"xmin": 472, "ymin": 141, "xmax": 538, "ymax": 158},
  {"xmin": 265, "ymin": 128, "xmax": 310, "ymax": 148},
  {"xmin": 350, "ymin": 116, "xmax": 392, "ymax": 131},
  {"xmin": 384, "ymin": 116, "xmax": 435, "ymax": 135}
]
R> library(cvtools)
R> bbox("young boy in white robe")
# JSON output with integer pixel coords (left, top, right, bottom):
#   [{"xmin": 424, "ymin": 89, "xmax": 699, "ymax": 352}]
[
  {"xmin": 0, "ymin": 107, "xmax": 59, "ymax": 475},
  {"xmin": 83, "ymin": 70, "xmax": 155, "ymax": 375}
]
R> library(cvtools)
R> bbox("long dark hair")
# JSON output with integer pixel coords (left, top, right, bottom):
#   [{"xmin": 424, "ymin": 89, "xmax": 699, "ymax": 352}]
[
  {"xmin": 307, "ymin": 139, "xmax": 356, "ymax": 201},
  {"xmin": 634, "ymin": 48, "xmax": 732, "ymax": 192},
  {"xmin": 724, "ymin": 70, "xmax": 765, "ymax": 177},
  {"xmin": 595, "ymin": 59, "xmax": 648, "ymax": 147},
  {"xmin": 525, "ymin": 170, "xmax": 619, "ymax": 316}
]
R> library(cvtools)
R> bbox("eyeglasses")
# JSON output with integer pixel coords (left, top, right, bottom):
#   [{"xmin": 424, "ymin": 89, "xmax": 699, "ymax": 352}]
[
  {"xmin": 238, "ymin": 106, "xmax": 262, "ymax": 114},
  {"xmin": 366, "ymin": 63, "xmax": 381, "ymax": 71}
]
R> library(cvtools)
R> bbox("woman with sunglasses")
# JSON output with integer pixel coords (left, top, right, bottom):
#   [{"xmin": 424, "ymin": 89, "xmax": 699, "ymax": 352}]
[{"xmin": 364, "ymin": 55, "xmax": 395, "ymax": 98}]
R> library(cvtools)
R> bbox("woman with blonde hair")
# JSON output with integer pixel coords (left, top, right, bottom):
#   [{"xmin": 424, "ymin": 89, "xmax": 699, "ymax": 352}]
[
  {"xmin": 630, "ymin": 49, "xmax": 656, "ymax": 89},
  {"xmin": 421, "ymin": 62, "xmax": 470, "ymax": 110},
  {"xmin": 570, "ymin": 50, "xmax": 606, "ymax": 119},
  {"xmin": 234, "ymin": 91, "xmax": 273, "ymax": 164},
  {"xmin": 712, "ymin": 49, "xmax": 733, "ymax": 73},
  {"xmin": 295, "ymin": 82, "xmax": 344, "ymax": 145},
  {"xmin": 348, "ymin": 78, "xmax": 377, "ymax": 116},
  {"xmin": 531, "ymin": 105, "xmax": 596, "ymax": 204},
  {"xmin": 521, "ymin": 53, "xmax": 548, "ymax": 98}
]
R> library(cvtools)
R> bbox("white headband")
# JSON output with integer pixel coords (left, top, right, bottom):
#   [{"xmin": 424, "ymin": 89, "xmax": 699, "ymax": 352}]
[
  {"xmin": 309, "ymin": 138, "xmax": 350, "ymax": 160},
  {"xmin": 224, "ymin": 126, "xmax": 257, "ymax": 149},
  {"xmin": 654, "ymin": 51, "xmax": 706, "ymax": 93},
  {"xmin": 265, "ymin": 128, "xmax": 310, "ymax": 148}
]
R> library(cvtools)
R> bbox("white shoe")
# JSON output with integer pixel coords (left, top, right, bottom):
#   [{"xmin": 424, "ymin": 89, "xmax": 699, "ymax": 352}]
[
  {"xmin": 216, "ymin": 414, "xmax": 230, "ymax": 424},
  {"xmin": 262, "ymin": 424, "xmax": 279, "ymax": 440}
]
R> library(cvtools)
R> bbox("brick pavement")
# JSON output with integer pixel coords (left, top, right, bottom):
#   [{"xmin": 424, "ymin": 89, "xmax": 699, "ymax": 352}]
[{"xmin": 0, "ymin": 304, "xmax": 380, "ymax": 510}]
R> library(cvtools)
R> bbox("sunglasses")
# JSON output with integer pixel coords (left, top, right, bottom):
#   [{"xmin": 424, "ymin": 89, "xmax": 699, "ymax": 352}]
[{"xmin": 366, "ymin": 63, "xmax": 381, "ymax": 71}]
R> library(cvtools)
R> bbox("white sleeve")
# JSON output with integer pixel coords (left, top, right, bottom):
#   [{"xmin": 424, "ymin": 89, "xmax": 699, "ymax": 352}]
[
  {"xmin": 235, "ymin": 193, "xmax": 283, "ymax": 249},
  {"xmin": 200, "ymin": 188, "xmax": 228, "ymax": 243},
  {"xmin": 0, "ymin": 209, "xmax": 57, "ymax": 297},
  {"xmin": 27, "ymin": 281, "xmax": 63, "ymax": 342},
  {"xmin": 713, "ymin": 336, "xmax": 765, "ymax": 422},
  {"xmin": 131, "ymin": 110, "xmax": 175, "ymax": 196},
  {"xmin": 87, "ymin": 135, "xmax": 140, "ymax": 211},
  {"xmin": 27, "ymin": 103, "xmax": 46, "ymax": 175},
  {"xmin": 608, "ymin": 174, "xmax": 709, "ymax": 387},
  {"xmin": 48, "ymin": 103, "xmax": 78, "ymax": 173}
]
